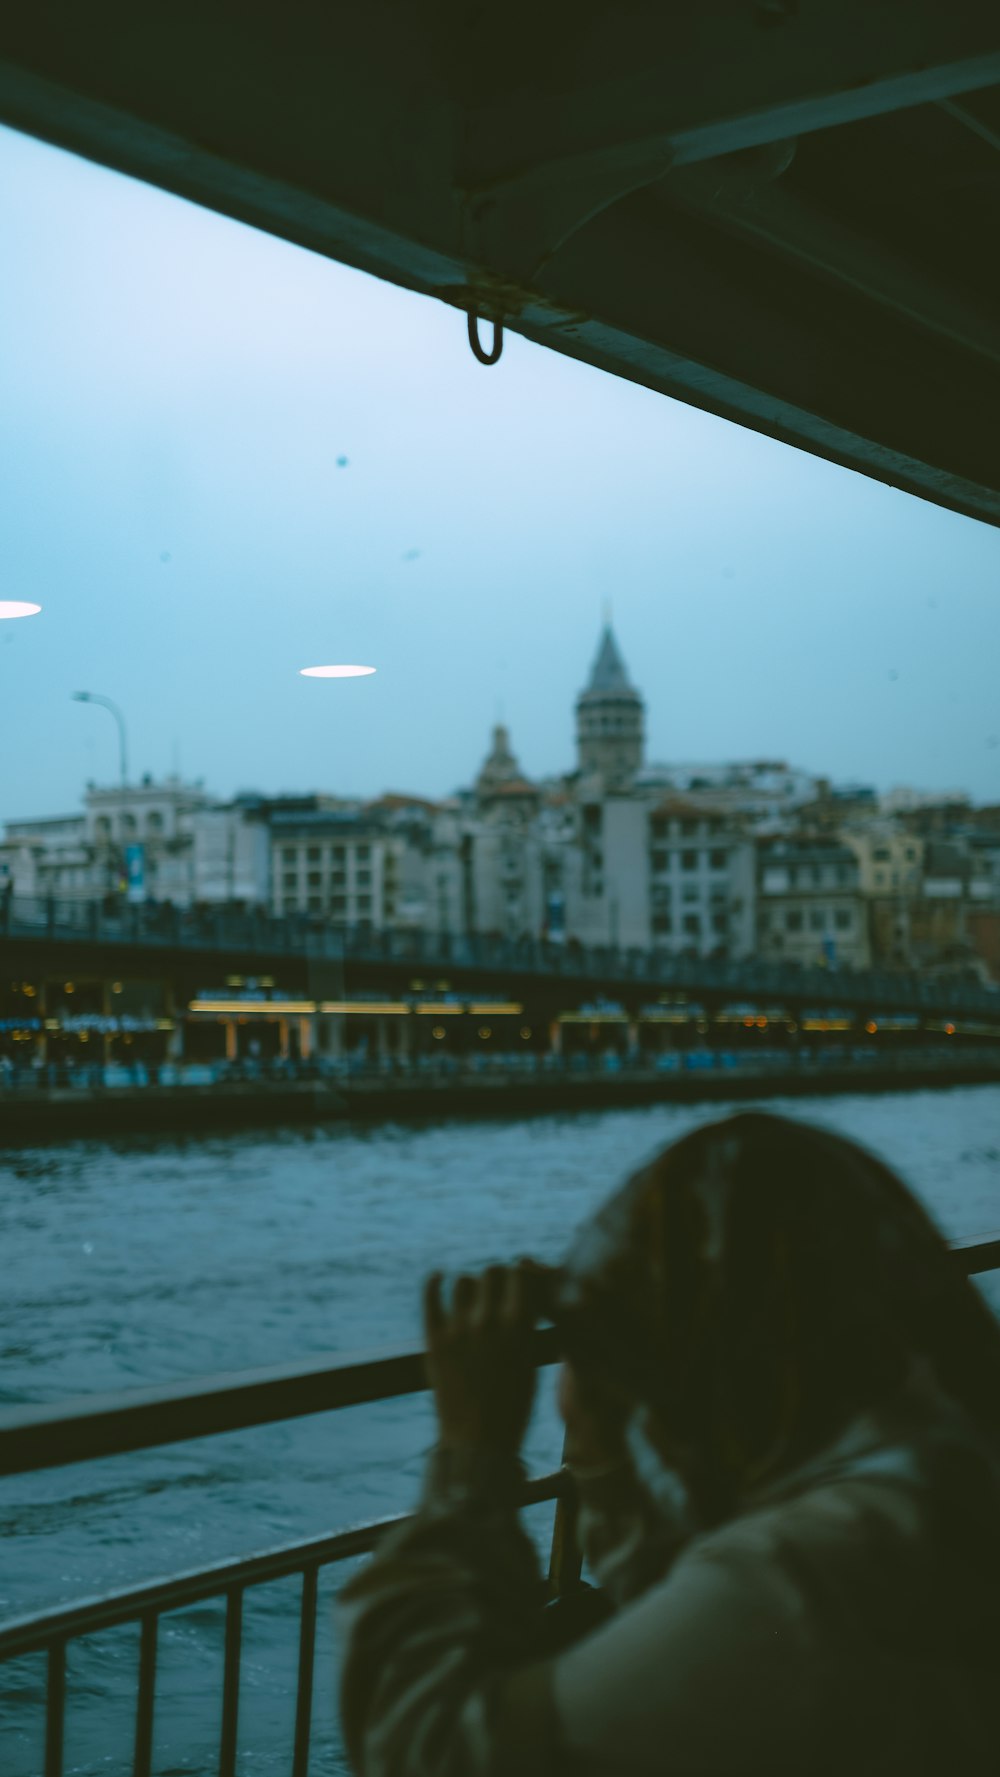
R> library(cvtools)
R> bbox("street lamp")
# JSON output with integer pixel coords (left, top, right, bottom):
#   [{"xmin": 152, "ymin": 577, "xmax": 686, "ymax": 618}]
[{"xmin": 72, "ymin": 692, "xmax": 128, "ymax": 787}]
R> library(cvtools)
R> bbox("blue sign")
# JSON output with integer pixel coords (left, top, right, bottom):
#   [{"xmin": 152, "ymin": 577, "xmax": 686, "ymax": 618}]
[
  {"xmin": 125, "ymin": 843, "xmax": 146, "ymax": 904},
  {"xmin": 545, "ymin": 891, "xmax": 565, "ymax": 941}
]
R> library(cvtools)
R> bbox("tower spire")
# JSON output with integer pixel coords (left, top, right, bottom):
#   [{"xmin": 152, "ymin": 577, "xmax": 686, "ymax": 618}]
[
  {"xmin": 576, "ymin": 619, "xmax": 644, "ymax": 783},
  {"xmin": 476, "ymin": 721, "xmax": 521, "ymax": 796}
]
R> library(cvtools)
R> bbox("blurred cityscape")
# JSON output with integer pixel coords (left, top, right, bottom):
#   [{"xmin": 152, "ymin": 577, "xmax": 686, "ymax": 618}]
[
  {"xmin": 3, "ymin": 621, "xmax": 1000, "ymax": 1105},
  {"xmin": 4, "ymin": 623, "xmax": 998, "ymax": 983}
]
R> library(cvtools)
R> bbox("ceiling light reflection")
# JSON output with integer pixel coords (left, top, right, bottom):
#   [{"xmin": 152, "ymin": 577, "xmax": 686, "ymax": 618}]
[{"xmin": 0, "ymin": 601, "xmax": 42, "ymax": 620}]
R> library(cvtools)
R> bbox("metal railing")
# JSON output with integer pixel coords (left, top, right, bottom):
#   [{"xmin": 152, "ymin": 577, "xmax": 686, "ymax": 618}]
[
  {"xmin": 0, "ymin": 1330, "xmax": 566, "ymax": 1777},
  {"xmin": 0, "ymin": 1243, "xmax": 998, "ymax": 1775},
  {"xmin": 5, "ymin": 893, "xmax": 1000, "ymax": 1020}
]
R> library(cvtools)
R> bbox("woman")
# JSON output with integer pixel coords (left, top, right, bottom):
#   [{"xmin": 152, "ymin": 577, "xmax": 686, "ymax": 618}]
[{"xmin": 339, "ymin": 1111, "xmax": 1000, "ymax": 1774}]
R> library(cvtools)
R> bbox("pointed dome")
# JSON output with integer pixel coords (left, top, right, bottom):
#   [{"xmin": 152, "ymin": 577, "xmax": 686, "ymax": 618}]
[
  {"xmin": 583, "ymin": 625, "xmax": 633, "ymax": 697},
  {"xmin": 476, "ymin": 723, "xmax": 523, "ymax": 795},
  {"xmin": 575, "ymin": 623, "xmax": 645, "ymax": 783}
]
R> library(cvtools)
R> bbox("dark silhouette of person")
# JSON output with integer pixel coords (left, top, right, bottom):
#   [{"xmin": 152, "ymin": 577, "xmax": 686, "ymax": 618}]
[{"xmin": 341, "ymin": 1111, "xmax": 1000, "ymax": 1775}]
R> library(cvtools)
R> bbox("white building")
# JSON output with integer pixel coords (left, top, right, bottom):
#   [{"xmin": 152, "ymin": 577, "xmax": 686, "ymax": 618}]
[
  {"xmin": 84, "ymin": 776, "xmax": 211, "ymax": 903},
  {"xmin": 645, "ymin": 796, "xmax": 756, "ymax": 957},
  {"xmin": 756, "ymin": 838, "xmax": 870, "ymax": 969},
  {"xmin": 191, "ymin": 803, "xmax": 271, "ymax": 906},
  {"xmin": 0, "ymin": 813, "xmax": 90, "ymax": 901},
  {"xmin": 0, "ymin": 777, "xmax": 273, "ymax": 909},
  {"xmin": 270, "ymin": 807, "xmax": 385, "ymax": 930}
]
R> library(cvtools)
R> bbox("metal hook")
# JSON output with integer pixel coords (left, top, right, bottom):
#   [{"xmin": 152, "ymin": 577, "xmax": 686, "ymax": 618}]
[{"xmin": 467, "ymin": 310, "xmax": 504, "ymax": 365}]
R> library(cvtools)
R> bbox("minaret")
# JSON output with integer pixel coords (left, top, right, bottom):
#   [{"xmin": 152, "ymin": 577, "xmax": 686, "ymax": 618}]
[{"xmin": 575, "ymin": 624, "xmax": 645, "ymax": 783}]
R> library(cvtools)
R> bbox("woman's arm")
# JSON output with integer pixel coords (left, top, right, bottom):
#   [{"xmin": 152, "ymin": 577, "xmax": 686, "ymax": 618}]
[
  {"xmin": 339, "ymin": 1441, "xmax": 557, "ymax": 1777},
  {"xmin": 339, "ymin": 1265, "xmax": 555, "ymax": 1776},
  {"xmin": 338, "ymin": 1264, "xmax": 683, "ymax": 1775}
]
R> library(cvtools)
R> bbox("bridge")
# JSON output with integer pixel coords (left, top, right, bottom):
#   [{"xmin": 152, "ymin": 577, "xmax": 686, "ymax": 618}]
[{"xmin": 4, "ymin": 895, "xmax": 1000, "ymax": 1027}]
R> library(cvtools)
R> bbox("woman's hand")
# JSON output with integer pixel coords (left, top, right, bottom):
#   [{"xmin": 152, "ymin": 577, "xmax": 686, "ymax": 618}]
[{"xmin": 423, "ymin": 1261, "xmax": 540, "ymax": 1454}]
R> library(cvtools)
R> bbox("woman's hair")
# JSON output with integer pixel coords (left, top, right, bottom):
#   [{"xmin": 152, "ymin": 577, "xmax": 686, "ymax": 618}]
[{"xmin": 550, "ymin": 1111, "xmax": 1000, "ymax": 1520}]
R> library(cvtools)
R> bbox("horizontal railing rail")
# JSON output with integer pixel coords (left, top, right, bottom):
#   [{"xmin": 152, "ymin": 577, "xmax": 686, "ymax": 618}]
[
  {"xmin": 0, "ymin": 1474, "xmax": 571, "ymax": 1777},
  {"xmin": 0, "ymin": 1328, "xmax": 561, "ymax": 1479},
  {"xmin": 0, "ymin": 1329, "xmax": 567, "ymax": 1777},
  {"xmin": 3, "ymin": 1235, "xmax": 999, "ymax": 1481},
  {"xmin": 0, "ymin": 1518, "xmax": 406, "ymax": 1665},
  {"xmin": 945, "ymin": 1231, "xmax": 1000, "ymax": 1274},
  {"xmin": 1, "ymin": 1234, "xmax": 997, "ymax": 1776},
  {"xmin": 0, "ymin": 1467, "xmax": 571, "ymax": 1664}
]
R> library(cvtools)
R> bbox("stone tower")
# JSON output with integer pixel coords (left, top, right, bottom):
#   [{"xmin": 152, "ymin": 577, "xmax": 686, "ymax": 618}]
[{"xmin": 575, "ymin": 624, "xmax": 645, "ymax": 782}]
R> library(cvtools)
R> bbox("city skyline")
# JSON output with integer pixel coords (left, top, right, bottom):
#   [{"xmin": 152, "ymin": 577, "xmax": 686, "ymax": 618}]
[
  {"xmin": 5, "ymin": 615, "xmax": 990, "ymax": 824},
  {"xmin": 3, "ymin": 124, "xmax": 1000, "ymax": 823}
]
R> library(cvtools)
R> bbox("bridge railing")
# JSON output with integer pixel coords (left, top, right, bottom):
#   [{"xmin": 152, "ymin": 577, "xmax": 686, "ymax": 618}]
[
  {"xmin": 0, "ymin": 1237, "xmax": 998, "ymax": 1775},
  {"xmin": 5, "ymin": 892, "xmax": 1000, "ymax": 1018}
]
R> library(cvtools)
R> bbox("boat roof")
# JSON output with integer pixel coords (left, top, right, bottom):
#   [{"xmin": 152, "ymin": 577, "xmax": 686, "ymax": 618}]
[{"xmin": 1, "ymin": 3, "xmax": 998, "ymax": 525}]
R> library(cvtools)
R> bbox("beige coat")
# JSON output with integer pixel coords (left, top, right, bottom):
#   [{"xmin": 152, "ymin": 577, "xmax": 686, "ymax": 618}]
[{"xmin": 339, "ymin": 1368, "xmax": 1000, "ymax": 1775}]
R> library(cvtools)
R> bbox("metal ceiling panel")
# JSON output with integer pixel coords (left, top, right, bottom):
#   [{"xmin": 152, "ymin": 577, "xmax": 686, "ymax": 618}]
[{"xmin": 1, "ymin": 2, "xmax": 998, "ymax": 524}]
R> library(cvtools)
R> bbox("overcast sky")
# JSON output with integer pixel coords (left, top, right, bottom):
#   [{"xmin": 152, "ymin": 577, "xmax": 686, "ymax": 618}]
[{"xmin": 2, "ymin": 122, "xmax": 999, "ymax": 822}]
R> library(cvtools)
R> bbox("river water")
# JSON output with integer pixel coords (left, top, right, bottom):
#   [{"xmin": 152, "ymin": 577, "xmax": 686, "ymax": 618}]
[{"xmin": 2, "ymin": 1088, "xmax": 999, "ymax": 1775}]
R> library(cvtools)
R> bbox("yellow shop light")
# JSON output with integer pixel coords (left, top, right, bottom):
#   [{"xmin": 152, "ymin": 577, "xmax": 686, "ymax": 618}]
[
  {"xmin": 188, "ymin": 1000, "xmax": 316, "ymax": 1015},
  {"xmin": 319, "ymin": 1002, "xmax": 411, "ymax": 1016}
]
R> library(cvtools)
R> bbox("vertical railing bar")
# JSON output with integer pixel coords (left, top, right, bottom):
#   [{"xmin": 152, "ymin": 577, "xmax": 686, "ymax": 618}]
[
  {"xmin": 45, "ymin": 1638, "xmax": 66, "ymax": 1777},
  {"xmin": 219, "ymin": 1586, "xmax": 243, "ymax": 1777},
  {"xmin": 547, "ymin": 1442, "xmax": 583, "ymax": 1599},
  {"xmin": 133, "ymin": 1611, "xmax": 158, "ymax": 1777},
  {"xmin": 291, "ymin": 1565, "xmax": 319, "ymax": 1777}
]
